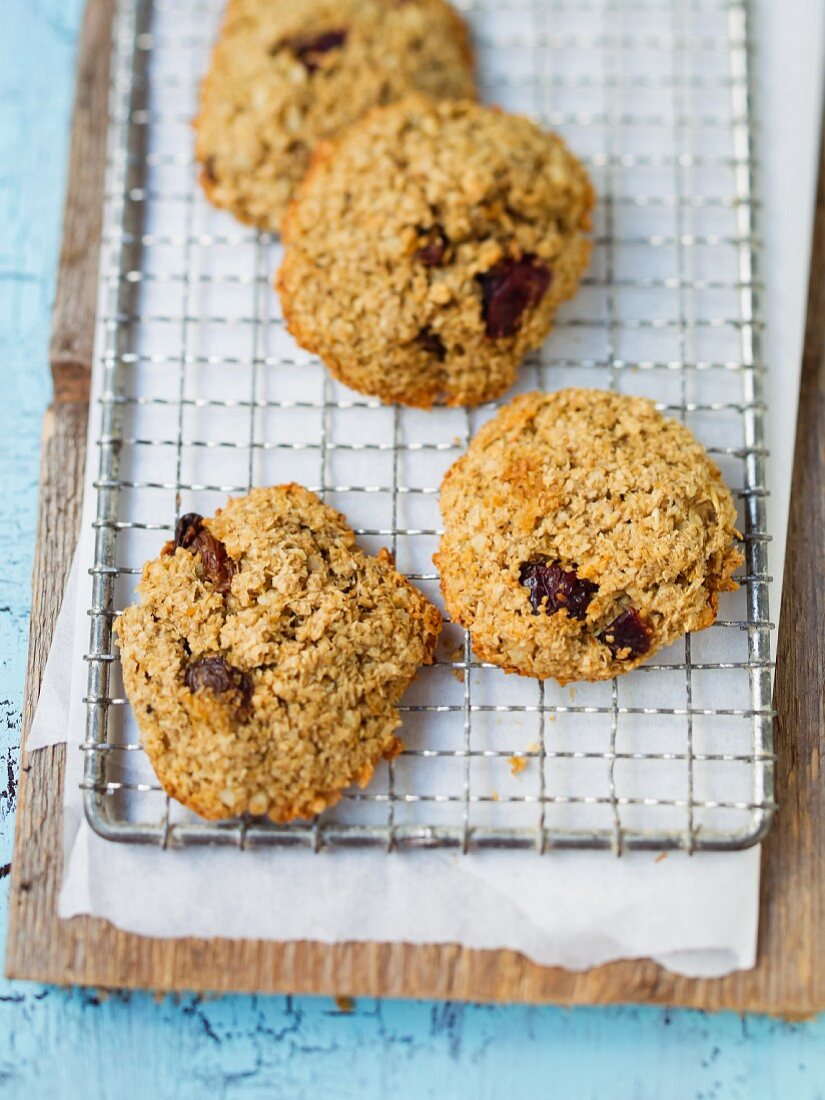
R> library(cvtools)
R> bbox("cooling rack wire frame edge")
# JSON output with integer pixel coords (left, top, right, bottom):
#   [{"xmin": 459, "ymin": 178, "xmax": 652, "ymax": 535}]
[{"xmin": 80, "ymin": 0, "xmax": 776, "ymax": 855}]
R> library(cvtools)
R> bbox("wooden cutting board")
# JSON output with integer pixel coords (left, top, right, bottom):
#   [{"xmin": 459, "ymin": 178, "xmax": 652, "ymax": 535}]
[{"xmin": 6, "ymin": 0, "xmax": 825, "ymax": 1014}]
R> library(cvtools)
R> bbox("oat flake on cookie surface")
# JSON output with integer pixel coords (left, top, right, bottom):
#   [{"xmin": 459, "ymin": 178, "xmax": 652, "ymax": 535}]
[
  {"xmin": 116, "ymin": 485, "xmax": 442, "ymax": 822},
  {"xmin": 435, "ymin": 390, "xmax": 744, "ymax": 684},
  {"xmin": 278, "ymin": 96, "xmax": 594, "ymax": 407},
  {"xmin": 194, "ymin": 0, "xmax": 475, "ymax": 231}
]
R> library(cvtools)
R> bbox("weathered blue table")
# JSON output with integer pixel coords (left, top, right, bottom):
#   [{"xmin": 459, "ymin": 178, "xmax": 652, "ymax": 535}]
[{"xmin": 1, "ymin": 3, "xmax": 824, "ymax": 1095}]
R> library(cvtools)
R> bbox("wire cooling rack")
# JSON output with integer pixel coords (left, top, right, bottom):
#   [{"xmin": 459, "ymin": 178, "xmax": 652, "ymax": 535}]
[{"xmin": 82, "ymin": 0, "xmax": 775, "ymax": 854}]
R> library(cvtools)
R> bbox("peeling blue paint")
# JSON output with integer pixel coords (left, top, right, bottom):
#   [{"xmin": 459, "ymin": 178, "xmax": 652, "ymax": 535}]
[{"xmin": 1, "ymin": 3, "xmax": 825, "ymax": 1098}]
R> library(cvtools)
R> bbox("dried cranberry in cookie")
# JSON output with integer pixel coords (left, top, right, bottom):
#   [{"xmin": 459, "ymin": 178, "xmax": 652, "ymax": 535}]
[
  {"xmin": 414, "ymin": 226, "xmax": 450, "ymax": 267},
  {"xmin": 279, "ymin": 96, "xmax": 594, "ymax": 407},
  {"xmin": 282, "ymin": 28, "xmax": 348, "ymax": 73},
  {"xmin": 164, "ymin": 512, "xmax": 237, "ymax": 594},
  {"xmin": 188, "ymin": 529, "xmax": 236, "ymax": 593},
  {"xmin": 415, "ymin": 326, "xmax": 447, "ymax": 361},
  {"xmin": 599, "ymin": 609, "xmax": 652, "ymax": 659},
  {"xmin": 436, "ymin": 389, "xmax": 743, "ymax": 683},
  {"xmin": 172, "ymin": 512, "xmax": 205, "ymax": 550},
  {"xmin": 519, "ymin": 560, "xmax": 597, "ymax": 620},
  {"xmin": 478, "ymin": 255, "xmax": 553, "ymax": 339},
  {"xmin": 184, "ymin": 655, "xmax": 254, "ymax": 715}
]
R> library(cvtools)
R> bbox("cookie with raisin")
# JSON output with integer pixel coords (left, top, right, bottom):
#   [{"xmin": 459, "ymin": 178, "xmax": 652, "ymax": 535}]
[
  {"xmin": 116, "ymin": 485, "xmax": 442, "ymax": 821},
  {"xmin": 435, "ymin": 390, "xmax": 743, "ymax": 683},
  {"xmin": 278, "ymin": 96, "xmax": 594, "ymax": 406},
  {"xmin": 195, "ymin": 0, "xmax": 475, "ymax": 230}
]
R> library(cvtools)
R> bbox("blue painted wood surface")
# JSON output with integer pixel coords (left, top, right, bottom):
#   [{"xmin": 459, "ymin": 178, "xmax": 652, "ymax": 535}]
[{"xmin": 1, "ymin": 4, "xmax": 824, "ymax": 1097}]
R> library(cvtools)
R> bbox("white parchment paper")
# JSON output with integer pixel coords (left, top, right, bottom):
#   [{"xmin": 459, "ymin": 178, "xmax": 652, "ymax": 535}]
[{"xmin": 26, "ymin": 0, "xmax": 824, "ymax": 978}]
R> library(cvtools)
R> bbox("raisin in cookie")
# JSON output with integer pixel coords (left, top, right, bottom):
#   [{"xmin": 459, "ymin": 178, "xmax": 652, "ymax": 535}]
[
  {"xmin": 435, "ymin": 390, "xmax": 743, "ymax": 683},
  {"xmin": 116, "ymin": 485, "xmax": 442, "ymax": 821},
  {"xmin": 195, "ymin": 0, "xmax": 475, "ymax": 231},
  {"xmin": 278, "ymin": 96, "xmax": 594, "ymax": 407}
]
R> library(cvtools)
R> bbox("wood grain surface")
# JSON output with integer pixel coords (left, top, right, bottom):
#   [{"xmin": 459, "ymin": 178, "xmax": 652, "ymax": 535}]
[
  {"xmin": 5, "ymin": 0, "xmax": 825, "ymax": 1013},
  {"xmin": 48, "ymin": 0, "xmax": 112, "ymax": 405}
]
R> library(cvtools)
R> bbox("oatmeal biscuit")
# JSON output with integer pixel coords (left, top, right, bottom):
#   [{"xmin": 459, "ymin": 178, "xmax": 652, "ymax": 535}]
[
  {"xmin": 278, "ymin": 96, "xmax": 594, "ymax": 407},
  {"xmin": 435, "ymin": 390, "xmax": 743, "ymax": 683},
  {"xmin": 195, "ymin": 0, "xmax": 475, "ymax": 230},
  {"xmin": 116, "ymin": 485, "xmax": 442, "ymax": 821}
]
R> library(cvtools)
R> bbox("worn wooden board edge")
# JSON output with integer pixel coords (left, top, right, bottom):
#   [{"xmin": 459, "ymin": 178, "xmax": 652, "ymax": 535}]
[{"xmin": 5, "ymin": 0, "xmax": 824, "ymax": 1014}]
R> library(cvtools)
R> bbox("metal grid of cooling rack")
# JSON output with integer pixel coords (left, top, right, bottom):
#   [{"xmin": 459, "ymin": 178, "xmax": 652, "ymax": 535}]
[{"xmin": 82, "ymin": 0, "xmax": 775, "ymax": 854}]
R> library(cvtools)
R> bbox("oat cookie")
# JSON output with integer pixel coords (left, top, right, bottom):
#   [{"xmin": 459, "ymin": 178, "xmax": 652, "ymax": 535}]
[
  {"xmin": 116, "ymin": 485, "xmax": 442, "ymax": 821},
  {"xmin": 278, "ymin": 96, "xmax": 594, "ymax": 407},
  {"xmin": 195, "ymin": 0, "xmax": 475, "ymax": 230},
  {"xmin": 435, "ymin": 390, "xmax": 743, "ymax": 683}
]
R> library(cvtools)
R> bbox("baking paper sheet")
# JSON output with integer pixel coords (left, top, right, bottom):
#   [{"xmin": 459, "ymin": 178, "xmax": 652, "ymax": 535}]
[{"xmin": 26, "ymin": 0, "xmax": 824, "ymax": 977}]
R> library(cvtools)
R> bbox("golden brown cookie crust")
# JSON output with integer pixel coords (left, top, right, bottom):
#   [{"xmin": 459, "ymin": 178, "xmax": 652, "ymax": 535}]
[
  {"xmin": 194, "ymin": 0, "xmax": 475, "ymax": 231},
  {"xmin": 435, "ymin": 390, "xmax": 743, "ymax": 683},
  {"xmin": 278, "ymin": 96, "xmax": 594, "ymax": 408},
  {"xmin": 116, "ymin": 485, "xmax": 442, "ymax": 822}
]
